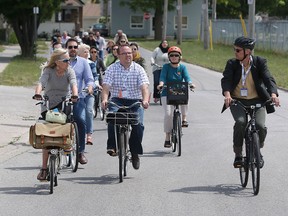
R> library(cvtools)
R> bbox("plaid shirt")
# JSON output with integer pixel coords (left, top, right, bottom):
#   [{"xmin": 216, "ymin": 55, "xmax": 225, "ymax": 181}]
[{"xmin": 103, "ymin": 61, "xmax": 149, "ymax": 99}]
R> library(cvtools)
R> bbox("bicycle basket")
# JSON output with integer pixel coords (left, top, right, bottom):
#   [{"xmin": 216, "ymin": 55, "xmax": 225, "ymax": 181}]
[
  {"xmin": 106, "ymin": 111, "xmax": 139, "ymax": 125},
  {"xmin": 166, "ymin": 82, "xmax": 189, "ymax": 105}
]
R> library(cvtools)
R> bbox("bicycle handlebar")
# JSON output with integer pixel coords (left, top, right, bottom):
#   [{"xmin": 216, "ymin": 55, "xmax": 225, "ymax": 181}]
[
  {"xmin": 107, "ymin": 101, "xmax": 142, "ymax": 110},
  {"xmin": 231, "ymin": 99, "xmax": 274, "ymax": 111}
]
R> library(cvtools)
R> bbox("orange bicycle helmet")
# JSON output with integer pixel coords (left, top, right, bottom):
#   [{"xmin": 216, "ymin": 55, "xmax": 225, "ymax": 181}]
[{"xmin": 168, "ymin": 46, "xmax": 182, "ymax": 56}]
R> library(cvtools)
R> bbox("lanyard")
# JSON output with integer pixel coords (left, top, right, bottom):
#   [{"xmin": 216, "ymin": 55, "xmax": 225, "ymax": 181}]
[{"xmin": 241, "ymin": 56, "xmax": 252, "ymax": 86}]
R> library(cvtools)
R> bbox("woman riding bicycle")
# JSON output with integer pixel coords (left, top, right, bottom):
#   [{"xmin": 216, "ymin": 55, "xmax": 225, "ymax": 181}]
[
  {"xmin": 157, "ymin": 46, "xmax": 195, "ymax": 148},
  {"xmin": 221, "ymin": 36, "xmax": 280, "ymax": 168},
  {"xmin": 33, "ymin": 48, "xmax": 78, "ymax": 180}
]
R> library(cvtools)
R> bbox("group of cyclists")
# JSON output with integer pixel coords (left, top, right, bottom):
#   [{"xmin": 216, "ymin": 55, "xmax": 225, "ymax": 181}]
[{"xmin": 33, "ymin": 32, "xmax": 280, "ymax": 182}]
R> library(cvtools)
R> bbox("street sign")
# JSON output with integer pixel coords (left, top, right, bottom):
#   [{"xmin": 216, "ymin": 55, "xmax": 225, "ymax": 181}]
[{"xmin": 144, "ymin": 12, "xmax": 150, "ymax": 20}]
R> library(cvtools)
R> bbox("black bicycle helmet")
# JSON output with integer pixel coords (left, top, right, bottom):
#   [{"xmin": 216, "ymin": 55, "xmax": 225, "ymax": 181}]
[{"xmin": 234, "ymin": 36, "xmax": 256, "ymax": 50}]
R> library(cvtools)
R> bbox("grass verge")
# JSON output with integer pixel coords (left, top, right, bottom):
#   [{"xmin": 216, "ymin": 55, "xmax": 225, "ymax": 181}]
[{"xmin": 138, "ymin": 39, "xmax": 288, "ymax": 89}]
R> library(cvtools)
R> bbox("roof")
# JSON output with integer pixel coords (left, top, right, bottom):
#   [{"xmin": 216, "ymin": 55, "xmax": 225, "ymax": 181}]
[{"xmin": 83, "ymin": 2, "xmax": 101, "ymax": 18}]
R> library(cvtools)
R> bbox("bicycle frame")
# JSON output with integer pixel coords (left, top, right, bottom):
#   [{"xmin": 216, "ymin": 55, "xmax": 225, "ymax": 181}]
[
  {"xmin": 106, "ymin": 100, "xmax": 141, "ymax": 182},
  {"xmin": 233, "ymin": 99, "xmax": 272, "ymax": 195}
]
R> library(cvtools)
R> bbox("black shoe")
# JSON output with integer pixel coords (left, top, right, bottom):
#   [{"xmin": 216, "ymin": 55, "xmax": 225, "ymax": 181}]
[
  {"xmin": 233, "ymin": 156, "xmax": 243, "ymax": 168},
  {"xmin": 260, "ymin": 154, "xmax": 264, "ymax": 169},
  {"xmin": 131, "ymin": 154, "xmax": 140, "ymax": 170},
  {"xmin": 164, "ymin": 140, "xmax": 172, "ymax": 148},
  {"xmin": 107, "ymin": 148, "xmax": 117, "ymax": 157}
]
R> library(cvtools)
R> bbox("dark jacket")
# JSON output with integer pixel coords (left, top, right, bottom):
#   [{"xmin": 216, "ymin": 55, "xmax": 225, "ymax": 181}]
[{"xmin": 221, "ymin": 55, "xmax": 278, "ymax": 113}]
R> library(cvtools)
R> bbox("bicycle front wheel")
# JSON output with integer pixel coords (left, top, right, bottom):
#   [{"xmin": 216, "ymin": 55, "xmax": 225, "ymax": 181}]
[
  {"xmin": 176, "ymin": 113, "xmax": 182, "ymax": 156},
  {"xmin": 123, "ymin": 131, "xmax": 129, "ymax": 177},
  {"xmin": 93, "ymin": 93, "xmax": 99, "ymax": 118},
  {"xmin": 49, "ymin": 156, "xmax": 56, "ymax": 194},
  {"xmin": 117, "ymin": 131, "xmax": 125, "ymax": 183},
  {"xmin": 251, "ymin": 132, "xmax": 261, "ymax": 195},
  {"xmin": 240, "ymin": 136, "xmax": 249, "ymax": 187},
  {"xmin": 98, "ymin": 92, "xmax": 105, "ymax": 121}
]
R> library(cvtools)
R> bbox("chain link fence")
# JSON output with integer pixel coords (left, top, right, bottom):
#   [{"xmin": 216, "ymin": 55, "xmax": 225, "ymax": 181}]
[{"xmin": 212, "ymin": 19, "xmax": 288, "ymax": 52}]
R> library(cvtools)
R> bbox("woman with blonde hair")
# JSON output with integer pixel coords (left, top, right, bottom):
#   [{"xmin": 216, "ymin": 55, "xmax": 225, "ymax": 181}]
[{"xmin": 33, "ymin": 48, "xmax": 78, "ymax": 181}]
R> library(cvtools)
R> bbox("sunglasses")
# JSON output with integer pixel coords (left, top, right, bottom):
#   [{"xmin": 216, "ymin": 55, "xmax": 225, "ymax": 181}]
[
  {"xmin": 120, "ymin": 41, "xmax": 126, "ymax": 43},
  {"xmin": 119, "ymin": 52, "xmax": 132, "ymax": 55},
  {"xmin": 59, "ymin": 58, "xmax": 70, "ymax": 63},
  {"xmin": 234, "ymin": 48, "xmax": 243, "ymax": 53},
  {"xmin": 68, "ymin": 45, "xmax": 78, "ymax": 49},
  {"xmin": 90, "ymin": 51, "xmax": 97, "ymax": 54},
  {"xmin": 169, "ymin": 54, "xmax": 180, "ymax": 57},
  {"xmin": 113, "ymin": 48, "xmax": 118, "ymax": 51}
]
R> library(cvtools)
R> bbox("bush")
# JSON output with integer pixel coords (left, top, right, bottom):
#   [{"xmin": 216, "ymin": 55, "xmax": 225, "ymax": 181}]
[{"xmin": 8, "ymin": 31, "xmax": 18, "ymax": 44}]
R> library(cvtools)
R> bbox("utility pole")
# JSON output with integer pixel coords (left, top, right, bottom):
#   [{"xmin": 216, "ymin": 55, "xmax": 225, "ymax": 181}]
[
  {"xmin": 212, "ymin": 0, "xmax": 217, "ymax": 20},
  {"xmin": 202, "ymin": 0, "xmax": 209, "ymax": 49},
  {"xmin": 177, "ymin": 0, "xmax": 182, "ymax": 45},
  {"xmin": 248, "ymin": 0, "xmax": 256, "ymax": 38},
  {"xmin": 162, "ymin": 0, "xmax": 168, "ymax": 40}
]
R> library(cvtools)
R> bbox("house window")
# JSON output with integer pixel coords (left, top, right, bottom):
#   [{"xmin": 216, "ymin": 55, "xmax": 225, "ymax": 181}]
[
  {"xmin": 130, "ymin": 15, "xmax": 144, "ymax": 29},
  {"xmin": 55, "ymin": 9, "xmax": 77, "ymax": 22},
  {"xmin": 174, "ymin": 16, "xmax": 188, "ymax": 29}
]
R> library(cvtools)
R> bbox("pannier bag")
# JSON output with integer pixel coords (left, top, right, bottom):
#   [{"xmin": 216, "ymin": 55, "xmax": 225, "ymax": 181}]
[
  {"xmin": 29, "ymin": 123, "xmax": 74, "ymax": 149},
  {"xmin": 45, "ymin": 109, "xmax": 67, "ymax": 124}
]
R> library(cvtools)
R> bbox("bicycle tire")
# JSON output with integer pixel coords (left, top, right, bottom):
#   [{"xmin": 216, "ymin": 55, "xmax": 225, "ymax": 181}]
[
  {"xmin": 251, "ymin": 132, "xmax": 261, "ymax": 195},
  {"xmin": 240, "ymin": 135, "xmax": 249, "ymax": 187},
  {"xmin": 171, "ymin": 112, "xmax": 177, "ymax": 152},
  {"xmin": 123, "ymin": 131, "xmax": 129, "ymax": 177},
  {"xmin": 93, "ymin": 93, "xmax": 99, "ymax": 118},
  {"xmin": 69, "ymin": 122, "xmax": 79, "ymax": 172},
  {"xmin": 176, "ymin": 113, "xmax": 182, "ymax": 156},
  {"xmin": 117, "ymin": 130, "xmax": 125, "ymax": 183},
  {"xmin": 49, "ymin": 156, "xmax": 55, "ymax": 194}
]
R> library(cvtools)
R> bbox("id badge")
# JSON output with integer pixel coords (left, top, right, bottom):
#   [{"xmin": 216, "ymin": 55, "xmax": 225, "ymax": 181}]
[
  {"xmin": 240, "ymin": 88, "xmax": 248, "ymax": 97},
  {"xmin": 122, "ymin": 90, "xmax": 128, "ymax": 98}
]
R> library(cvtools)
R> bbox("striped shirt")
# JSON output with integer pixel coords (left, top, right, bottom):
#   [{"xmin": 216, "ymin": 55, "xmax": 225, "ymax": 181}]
[{"xmin": 103, "ymin": 61, "xmax": 149, "ymax": 99}]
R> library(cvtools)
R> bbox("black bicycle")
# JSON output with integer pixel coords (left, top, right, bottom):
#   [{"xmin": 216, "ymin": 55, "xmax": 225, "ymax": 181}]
[
  {"xmin": 231, "ymin": 99, "xmax": 273, "ymax": 195},
  {"xmin": 35, "ymin": 96, "xmax": 79, "ymax": 194},
  {"xmin": 159, "ymin": 82, "xmax": 193, "ymax": 156},
  {"xmin": 105, "ymin": 101, "xmax": 141, "ymax": 182}
]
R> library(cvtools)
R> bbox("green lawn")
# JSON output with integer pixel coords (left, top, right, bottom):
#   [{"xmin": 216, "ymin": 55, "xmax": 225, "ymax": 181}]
[{"xmin": 137, "ymin": 39, "xmax": 288, "ymax": 89}]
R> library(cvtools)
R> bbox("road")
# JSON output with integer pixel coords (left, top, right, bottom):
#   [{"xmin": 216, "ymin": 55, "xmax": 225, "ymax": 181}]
[{"xmin": 1, "ymin": 47, "xmax": 288, "ymax": 215}]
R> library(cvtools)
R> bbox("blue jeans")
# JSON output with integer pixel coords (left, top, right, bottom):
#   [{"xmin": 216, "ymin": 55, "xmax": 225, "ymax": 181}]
[
  {"xmin": 73, "ymin": 98, "xmax": 86, "ymax": 153},
  {"xmin": 84, "ymin": 94, "xmax": 95, "ymax": 134},
  {"xmin": 107, "ymin": 98, "xmax": 144, "ymax": 155}
]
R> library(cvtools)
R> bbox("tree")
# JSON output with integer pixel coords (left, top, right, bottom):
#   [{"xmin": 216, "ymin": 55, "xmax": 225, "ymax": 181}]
[
  {"xmin": 216, "ymin": 0, "xmax": 287, "ymax": 19},
  {"xmin": 119, "ymin": 0, "xmax": 193, "ymax": 40},
  {"xmin": 0, "ymin": 0, "xmax": 64, "ymax": 58}
]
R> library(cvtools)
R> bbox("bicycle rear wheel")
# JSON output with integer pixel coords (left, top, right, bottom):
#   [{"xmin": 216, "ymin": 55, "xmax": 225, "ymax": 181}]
[
  {"xmin": 251, "ymin": 132, "xmax": 261, "ymax": 195},
  {"xmin": 68, "ymin": 122, "xmax": 79, "ymax": 172},
  {"xmin": 117, "ymin": 131, "xmax": 125, "ymax": 183},
  {"xmin": 176, "ymin": 113, "xmax": 182, "ymax": 156},
  {"xmin": 239, "ymin": 137, "xmax": 249, "ymax": 187},
  {"xmin": 49, "ymin": 156, "xmax": 56, "ymax": 194}
]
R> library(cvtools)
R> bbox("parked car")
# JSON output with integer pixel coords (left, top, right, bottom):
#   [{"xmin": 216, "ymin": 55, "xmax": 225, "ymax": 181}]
[{"xmin": 90, "ymin": 23, "xmax": 109, "ymax": 37}]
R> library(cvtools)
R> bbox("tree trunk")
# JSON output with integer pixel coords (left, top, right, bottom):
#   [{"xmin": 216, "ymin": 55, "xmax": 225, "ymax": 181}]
[
  {"xmin": 11, "ymin": 16, "xmax": 36, "ymax": 58},
  {"xmin": 154, "ymin": 7, "xmax": 163, "ymax": 40}
]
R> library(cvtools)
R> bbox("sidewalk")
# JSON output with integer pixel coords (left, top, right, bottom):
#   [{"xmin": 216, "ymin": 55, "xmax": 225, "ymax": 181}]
[{"xmin": 0, "ymin": 45, "xmax": 33, "ymax": 163}]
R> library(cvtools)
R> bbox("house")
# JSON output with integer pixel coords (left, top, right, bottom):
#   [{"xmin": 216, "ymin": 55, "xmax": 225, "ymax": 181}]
[
  {"xmin": 110, "ymin": 0, "xmax": 202, "ymax": 39},
  {"xmin": 38, "ymin": 0, "xmax": 103, "ymax": 37}
]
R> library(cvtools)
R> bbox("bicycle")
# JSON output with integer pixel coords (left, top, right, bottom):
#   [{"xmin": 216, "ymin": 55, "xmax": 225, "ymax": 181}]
[
  {"xmin": 35, "ymin": 96, "xmax": 79, "ymax": 194},
  {"xmin": 93, "ymin": 86, "xmax": 105, "ymax": 120},
  {"xmin": 159, "ymin": 82, "xmax": 194, "ymax": 156},
  {"xmin": 231, "ymin": 99, "xmax": 273, "ymax": 195},
  {"xmin": 105, "ymin": 101, "xmax": 141, "ymax": 182}
]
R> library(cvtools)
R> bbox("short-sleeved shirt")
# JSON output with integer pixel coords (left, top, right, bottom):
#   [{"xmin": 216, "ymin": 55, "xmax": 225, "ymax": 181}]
[
  {"xmin": 39, "ymin": 66, "xmax": 77, "ymax": 110},
  {"xmin": 103, "ymin": 61, "xmax": 149, "ymax": 100}
]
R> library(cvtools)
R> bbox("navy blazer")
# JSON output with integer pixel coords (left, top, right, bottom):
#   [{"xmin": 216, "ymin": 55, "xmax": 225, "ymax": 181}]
[{"xmin": 221, "ymin": 55, "xmax": 278, "ymax": 113}]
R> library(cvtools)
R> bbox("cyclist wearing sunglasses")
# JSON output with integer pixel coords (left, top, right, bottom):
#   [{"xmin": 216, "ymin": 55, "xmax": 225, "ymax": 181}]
[
  {"xmin": 221, "ymin": 36, "xmax": 280, "ymax": 168},
  {"xmin": 157, "ymin": 46, "xmax": 195, "ymax": 148}
]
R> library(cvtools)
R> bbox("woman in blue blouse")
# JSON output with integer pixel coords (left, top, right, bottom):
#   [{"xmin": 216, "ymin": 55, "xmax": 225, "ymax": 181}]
[{"xmin": 157, "ymin": 46, "xmax": 195, "ymax": 148}]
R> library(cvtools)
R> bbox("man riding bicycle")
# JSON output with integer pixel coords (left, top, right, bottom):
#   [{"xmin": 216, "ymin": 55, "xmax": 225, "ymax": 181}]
[
  {"xmin": 221, "ymin": 36, "xmax": 280, "ymax": 168},
  {"xmin": 101, "ymin": 44, "xmax": 150, "ymax": 170}
]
